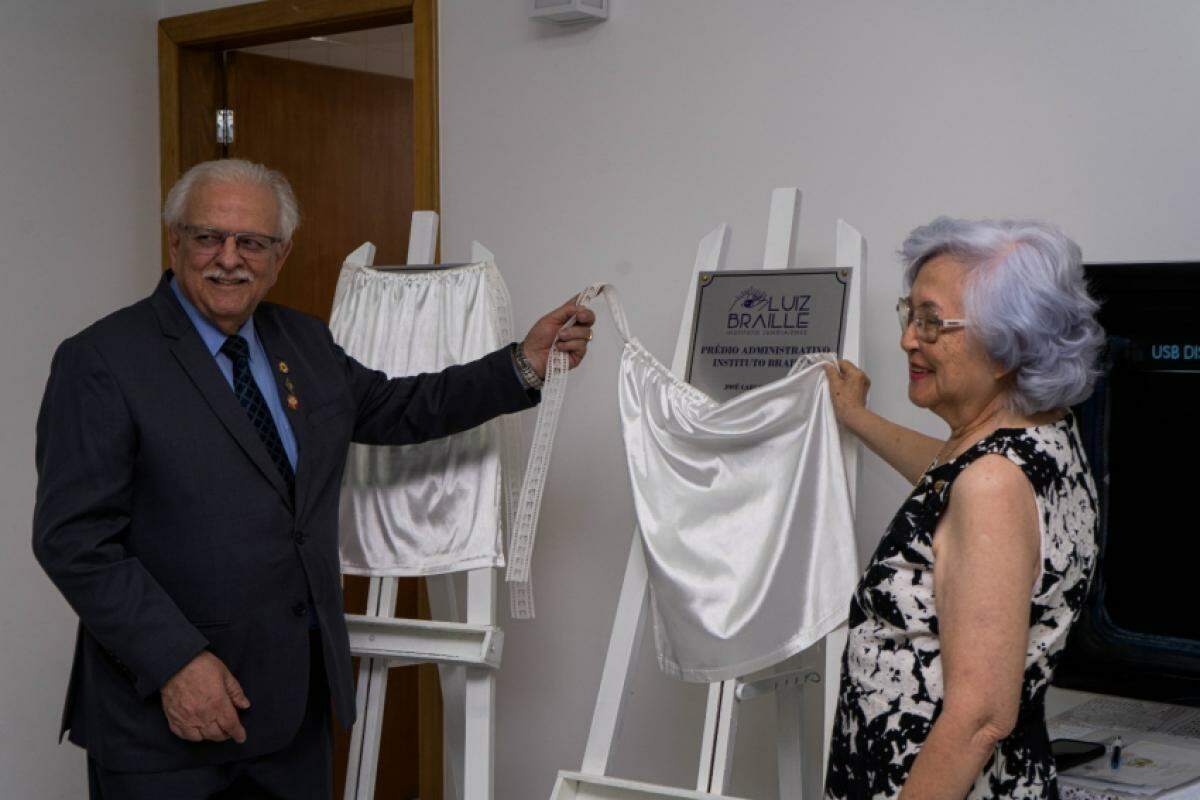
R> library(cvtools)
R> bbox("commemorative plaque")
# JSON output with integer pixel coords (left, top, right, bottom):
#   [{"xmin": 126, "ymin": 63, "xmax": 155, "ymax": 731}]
[{"xmin": 685, "ymin": 268, "xmax": 851, "ymax": 402}]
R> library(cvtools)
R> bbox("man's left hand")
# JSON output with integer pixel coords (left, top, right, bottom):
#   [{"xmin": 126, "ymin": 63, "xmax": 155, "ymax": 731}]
[{"xmin": 521, "ymin": 296, "xmax": 597, "ymax": 378}]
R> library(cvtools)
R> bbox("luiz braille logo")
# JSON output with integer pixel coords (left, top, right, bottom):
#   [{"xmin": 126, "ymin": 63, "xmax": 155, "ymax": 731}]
[{"xmin": 727, "ymin": 286, "xmax": 812, "ymax": 331}]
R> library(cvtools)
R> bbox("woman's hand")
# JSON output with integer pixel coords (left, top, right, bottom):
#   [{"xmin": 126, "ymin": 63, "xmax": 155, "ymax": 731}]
[
  {"xmin": 822, "ymin": 359, "xmax": 870, "ymax": 427},
  {"xmin": 820, "ymin": 358, "xmax": 943, "ymax": 485}
]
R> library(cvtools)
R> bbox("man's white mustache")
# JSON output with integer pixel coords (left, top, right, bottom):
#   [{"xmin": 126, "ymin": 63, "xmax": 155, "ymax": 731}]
[{"xmin": 203, "ymin": 269, "xmax": 254, "ymax": 282}]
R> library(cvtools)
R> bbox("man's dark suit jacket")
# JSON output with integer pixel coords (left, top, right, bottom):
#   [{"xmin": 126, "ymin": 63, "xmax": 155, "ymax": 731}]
[{"xmin": 32, "ymin": 271, "xmax": 536, "ymax": 772}]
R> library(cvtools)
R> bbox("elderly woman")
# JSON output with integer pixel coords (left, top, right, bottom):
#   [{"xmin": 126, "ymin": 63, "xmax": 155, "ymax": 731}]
[{"xmin": 822, "ymin": 218, "xmax": 1104, "ymax": 799}]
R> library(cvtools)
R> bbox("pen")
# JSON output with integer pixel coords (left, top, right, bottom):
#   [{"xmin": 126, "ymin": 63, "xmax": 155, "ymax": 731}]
[{"xmin": 1110, "ymin": 736, "xmax": 1123, "ymax": 770}]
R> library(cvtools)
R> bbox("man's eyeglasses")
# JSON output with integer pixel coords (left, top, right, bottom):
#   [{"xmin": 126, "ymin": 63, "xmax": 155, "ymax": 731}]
[
  {"xmin": 178, "ymin": 224, "xmax": 282, "ymax": 257},
  {"xmin": 896, "ymin": 296, "xmax": 968, "ymax": 344}
]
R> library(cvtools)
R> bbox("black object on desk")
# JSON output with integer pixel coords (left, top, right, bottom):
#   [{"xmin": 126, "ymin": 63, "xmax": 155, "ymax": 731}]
[{"xmin": 1052, "ymin": 738, "xmax": 1107, "ymax": 772}]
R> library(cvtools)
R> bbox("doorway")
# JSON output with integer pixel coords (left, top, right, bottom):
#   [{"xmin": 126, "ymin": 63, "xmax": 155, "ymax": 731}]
[{"xmin": 158, "ymin": 2, "xmax": 441, "ymax": 798}]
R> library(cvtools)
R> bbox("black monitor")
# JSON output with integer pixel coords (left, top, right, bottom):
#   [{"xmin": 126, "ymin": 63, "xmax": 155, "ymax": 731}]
[{"xmin": 1053, "ymin": 262, "xmax": 1200, "ymax": 705}]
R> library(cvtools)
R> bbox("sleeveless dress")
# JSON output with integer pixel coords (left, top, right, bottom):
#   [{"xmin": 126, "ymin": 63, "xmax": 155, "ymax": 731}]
[{"xmin": 825, "ymin": 414, "xmax": 1099, "ymax": 799}]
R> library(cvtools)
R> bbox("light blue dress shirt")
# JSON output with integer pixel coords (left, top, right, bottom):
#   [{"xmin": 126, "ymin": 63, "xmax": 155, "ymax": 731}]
[{"xmin": 169, "ymin": 278, "xmax": 298, "ymax": 470}]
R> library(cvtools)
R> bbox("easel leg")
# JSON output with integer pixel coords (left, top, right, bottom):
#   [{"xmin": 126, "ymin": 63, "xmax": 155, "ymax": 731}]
[
  {"xmin": 581, "ymin": 533, "xmax": 651, "ymax": 775},
  {"xmin": 463, "ymin": 568, "xmax": 497, "ymax": 800},
  {"xmin": 345, "ymin": 577, "xmax": 399, "ymax": 800},
  {"xmin": 820, "ymin": 625, "xmax": 848, "ymax": 786},
  {"xmin": 697, "ymin": 680, "xmax": 739, "ymax": 793},
  {"xmin": 798, "ymin": 640, "xmax": 828, "ymax": 800},
  {"xmin": 775, "ymin": 678, "xmax": 805, "ymax": 799},
  {"xmin": 427, "ymin": 574, "xmax": 466, "ymax": 800}
]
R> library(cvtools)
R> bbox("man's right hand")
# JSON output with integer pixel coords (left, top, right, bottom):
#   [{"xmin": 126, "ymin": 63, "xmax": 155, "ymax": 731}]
[{"xmin": 161, "ymin": 650, "xmax": 250, "ymax": 744}]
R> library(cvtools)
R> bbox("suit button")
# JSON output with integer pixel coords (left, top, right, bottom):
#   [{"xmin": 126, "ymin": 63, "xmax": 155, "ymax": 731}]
[
  {"xmin": 292, "ymin": 602, "xmax": 308, "ymax": 617},
  {"xmin": 294, "ymin": 531, "xmax": 307, "ymax": 545}
]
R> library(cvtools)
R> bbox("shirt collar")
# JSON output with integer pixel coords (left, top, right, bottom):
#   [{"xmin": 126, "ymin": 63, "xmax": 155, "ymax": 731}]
[{"xmin": 169, "ymin": 275, "xmax": 257, "ymax": 357}]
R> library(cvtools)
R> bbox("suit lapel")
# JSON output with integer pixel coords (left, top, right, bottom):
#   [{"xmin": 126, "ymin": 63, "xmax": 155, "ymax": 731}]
[
  {"xmin": 152, "ymin": 274, "xmax": 294, "ymax": 511},
  {"xmin": 255, "ymin": 308, "xmax": 313, "ymax": 519}
]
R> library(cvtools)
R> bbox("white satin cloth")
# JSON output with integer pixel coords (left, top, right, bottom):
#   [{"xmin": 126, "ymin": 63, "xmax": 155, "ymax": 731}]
[
  {"xmin": 597, "ymin": 286, "xmax": 859, "ymax": 682},
  {"xmin": 329, "ymin": 260, "xmax": 521, "ymax": 577}
]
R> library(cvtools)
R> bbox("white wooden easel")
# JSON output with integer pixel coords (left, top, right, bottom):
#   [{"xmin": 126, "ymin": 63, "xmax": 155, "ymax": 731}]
[
  {"xmin": 342, "ymin": 211, "xmax": 502, "ymax": 800},
  {"xmin": 551, "ymin": 190, "xmax": 866, "ymax": 800}
]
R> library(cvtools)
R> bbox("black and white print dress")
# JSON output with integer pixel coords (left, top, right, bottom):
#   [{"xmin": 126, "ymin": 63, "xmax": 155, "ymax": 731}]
[{"xmin": 825, "ymin": 415, "xmax": 1099, "ymax": 799}]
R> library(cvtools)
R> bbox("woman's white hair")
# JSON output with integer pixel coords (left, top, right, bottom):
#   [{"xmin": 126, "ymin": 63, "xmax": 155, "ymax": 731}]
[
  {"xmin": 901, "ymin": 217, "xmax": 1105, "ymax": 415},
  {"xmin": 162, "ymin": 159, "xmax": 300, "ymax": 241}
]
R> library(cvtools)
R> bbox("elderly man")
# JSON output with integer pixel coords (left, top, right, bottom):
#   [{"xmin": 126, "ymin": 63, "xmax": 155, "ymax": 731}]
[{"xmin": 33, "ymin": 159, "xmax": 594, "ymax": 799}]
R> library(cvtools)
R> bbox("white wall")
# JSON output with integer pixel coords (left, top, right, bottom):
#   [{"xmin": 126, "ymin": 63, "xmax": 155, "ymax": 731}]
[
  {"xmin": 0, "ymin": 2, "xmax": 164, "ymax": 797},
  {"xmin": 438, "ymin": 3, "xmax": 1200, "ymax": 799}
]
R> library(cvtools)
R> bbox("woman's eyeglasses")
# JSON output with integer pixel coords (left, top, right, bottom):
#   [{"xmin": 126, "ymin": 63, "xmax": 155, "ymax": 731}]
[{"xmin": 896, "ymin": 296, "xmax": 968, "ymax": 344}]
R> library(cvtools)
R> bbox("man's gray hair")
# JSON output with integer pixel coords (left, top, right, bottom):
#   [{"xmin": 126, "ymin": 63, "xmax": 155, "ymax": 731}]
[
  {"xmin": 162, "ymin": 159, "xmax": 300, "ymax": 241},
  {"xmin": 901, "ymin": 217, "xmax": 1105, "ymax": 415}
]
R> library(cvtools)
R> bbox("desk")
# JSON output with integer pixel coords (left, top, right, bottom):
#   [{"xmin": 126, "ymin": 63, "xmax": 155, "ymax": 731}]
[{"xmin": 1049, "ymin": 691, "xmax": 1200, "ymax": 799}]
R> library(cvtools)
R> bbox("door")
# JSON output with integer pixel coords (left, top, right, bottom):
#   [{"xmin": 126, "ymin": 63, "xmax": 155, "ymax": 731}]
[
  {"xmin": 221, "ymin": 50, "xmax": 435, "ymax": 800},
  {"xmin": 223, "ymin": 50, "xmax": 413, "ymax": 319}
]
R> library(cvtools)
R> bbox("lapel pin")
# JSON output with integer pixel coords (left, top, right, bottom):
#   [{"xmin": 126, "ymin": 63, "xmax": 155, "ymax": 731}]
[
  {"xmin": 278, "ymin": 360, "xmax": 289, "ymax": 374},
  {"xmin": 287, "ymin": 394, "xmax": 300, "ymax": 410},
  {"xmin": 284, "ymin": 378, "xmax": 295, "ymax": 392}
]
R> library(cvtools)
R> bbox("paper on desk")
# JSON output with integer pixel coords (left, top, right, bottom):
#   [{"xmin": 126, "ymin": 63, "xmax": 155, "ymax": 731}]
[
  {"xmin": 1056, "ymin": 698, "xmax": 1200, "ymax": 739},
  {"xmin": 1063, "ymin": 741, "xmax": 1200, "ymax": 796}
]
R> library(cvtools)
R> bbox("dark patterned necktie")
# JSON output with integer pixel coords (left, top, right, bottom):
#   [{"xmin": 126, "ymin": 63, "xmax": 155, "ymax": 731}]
[{"xmin": 220, "ymin": 335, "xmax": 295, "ymax": 496}]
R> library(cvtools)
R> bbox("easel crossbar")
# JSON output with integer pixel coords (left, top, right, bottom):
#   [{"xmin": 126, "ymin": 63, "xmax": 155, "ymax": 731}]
[
  {"xmin": 734, "ymin": 668, "xmax": 822, "ymax": 701},
  {"xmin": 551, "ymin": 772, "xmax": 750, "ymax": 800},
  {"xmin": 345, "ymin": 614, "xmax": 503, "ymax": 668}
]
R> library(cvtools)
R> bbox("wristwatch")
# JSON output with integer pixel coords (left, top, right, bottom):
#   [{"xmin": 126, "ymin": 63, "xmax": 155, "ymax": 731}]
[{"xmin": 510, "ymin": 342, "xmax": 545, "ymax": 390}]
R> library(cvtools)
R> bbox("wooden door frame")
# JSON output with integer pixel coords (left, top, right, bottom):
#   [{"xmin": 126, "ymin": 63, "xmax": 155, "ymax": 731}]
[{"xmin": 157, "ymin": 0, "xmax": 439, "ymax": 252}]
